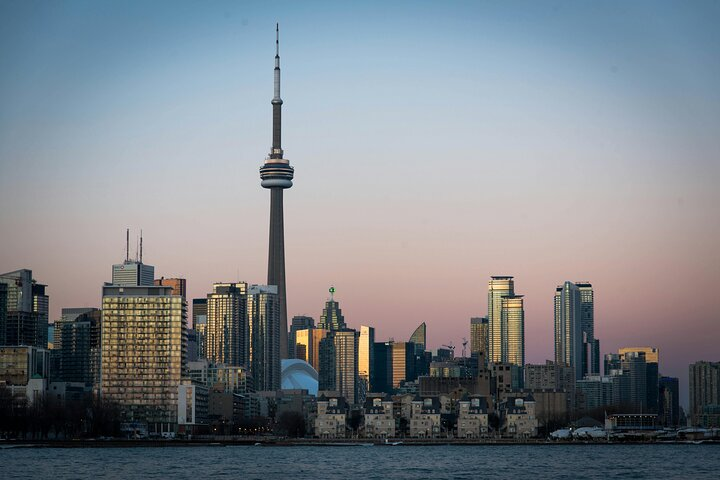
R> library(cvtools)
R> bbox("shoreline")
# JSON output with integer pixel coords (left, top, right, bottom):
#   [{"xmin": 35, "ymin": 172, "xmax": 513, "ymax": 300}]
[{"xmin": 2, "ymin": 438, "xmax": 718, "ymax": 448}]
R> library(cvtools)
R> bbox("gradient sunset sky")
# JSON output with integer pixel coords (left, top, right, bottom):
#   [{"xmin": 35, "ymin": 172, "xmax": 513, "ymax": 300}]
[{"xmin": 1, "ymin": 1, "xmax": 718, "ymax": 406}]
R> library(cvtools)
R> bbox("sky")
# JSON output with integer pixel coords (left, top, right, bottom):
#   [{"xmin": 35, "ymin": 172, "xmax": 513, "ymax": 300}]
[{"xmin": 1, "ymin": 0, "xmax": 719, "ymax": 407}]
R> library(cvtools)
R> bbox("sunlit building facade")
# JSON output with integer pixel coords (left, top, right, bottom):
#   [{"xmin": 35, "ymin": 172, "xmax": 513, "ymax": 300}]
[
  {"xmin": 295, "ymin": 327, "xmax": 328, "ymax": 372},
  {"xmin": 333, "ymin": 329, "xmax": 359, "ymax": 404},
  {"xmin": 502, "ymin": 295, "xmax": 525, "ymax": 368},
  {"xmin": 111, "ymin": 261, "xmax": 154, "ymax": 287},
  {"xmin": 154, "ymin": 277, "xmax": 187, "ymax": 299},
  {"xmin": 289, "ymin": 315, "xmax": 314, "ymax": 359},
  {"xmin": 358, "ymin": 325, "xmax": 374, "ymax": 392},
  {"xmin": 391, "ymin": 341, "xmax": 417, "ymax": 389},
  {"xmin": 206, "ymin": 283, "xmax": 248, "ymax": 367},
  {"xmin": 488, "ymin": 276, "xmax": 514, "ymax": 364},
  {"xmin": 470, "ymin": 317, "xmax": 488, "ymax": 357},
  {"xmin": 100, "ymin": 284, "xmax": 187, "ymax": 430}
]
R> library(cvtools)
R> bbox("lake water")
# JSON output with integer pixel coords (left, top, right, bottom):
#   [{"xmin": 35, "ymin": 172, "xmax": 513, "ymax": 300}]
[{"xmin": 1, "ymin": 444, "xmax": 718, "ymax": 479}]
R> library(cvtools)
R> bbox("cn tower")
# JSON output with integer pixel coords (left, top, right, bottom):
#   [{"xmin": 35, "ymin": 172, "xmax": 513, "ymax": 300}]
[{"xmin": 260, "ymin": 24, "xmax": 294, "ymax": 359}]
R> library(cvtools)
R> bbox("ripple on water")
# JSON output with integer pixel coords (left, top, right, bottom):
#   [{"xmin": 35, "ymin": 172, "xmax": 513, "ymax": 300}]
[{"xmin": 0, "ymin": 444, "xmax": 719, "ymax": 479}]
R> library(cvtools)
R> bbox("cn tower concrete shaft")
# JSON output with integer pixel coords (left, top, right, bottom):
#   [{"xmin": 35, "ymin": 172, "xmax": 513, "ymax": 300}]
[{"xmin": 268, "ymin": 188, "xmax": 288, "ymax": 359}]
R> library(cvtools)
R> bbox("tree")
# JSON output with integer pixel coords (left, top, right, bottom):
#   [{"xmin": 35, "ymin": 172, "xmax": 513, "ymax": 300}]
[
  {"xmin": 276, "ymin": 411, "xmax": 306, "ymax": 438},
  {"xmin": 348, "ymin": 410, "xmax": 363, "ymax": 438}
]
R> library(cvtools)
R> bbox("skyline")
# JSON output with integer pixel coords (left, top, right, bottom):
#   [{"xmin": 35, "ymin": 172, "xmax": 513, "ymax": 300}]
[{"xmin": 1, "ymin": 0, "xmax": 719, "ymax": 407}]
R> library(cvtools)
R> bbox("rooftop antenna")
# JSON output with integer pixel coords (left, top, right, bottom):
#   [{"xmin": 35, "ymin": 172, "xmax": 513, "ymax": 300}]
[
  {"xmin": 126, "ymin": 228, "xmax": 129, "ymax": 262},
  {"xmin": 136, "ymin": 235, "xmax": 139, "ymax": 262},
  {"xmin": 329, "ymin": 286, "xmax": 335, "ymax": 301},
  {"xmin": 140, "ymin": 229, "xmax": 143, "ymax": 263}
]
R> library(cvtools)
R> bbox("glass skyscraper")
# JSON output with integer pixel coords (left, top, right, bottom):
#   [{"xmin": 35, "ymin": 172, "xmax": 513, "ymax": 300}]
[
  {"xmin": 409, "ymin": 322, "xmax": 426, "ymax": 354},
  {"xmin": 554, "ymin": 281, "xmax": 583, "ymax": 380},
  {"xmin": 206, "ymin": 283, "xmax": 248, "ymax": 366},
  {"xmin": 470, "ymin": 317, "xmax": 488, "ymax": 357},
  {"xmin": 289, "ymin": 315, "xmax": 314, "ymax": 359},
  {"xmin": 358, "ymin": 325, "xmax": 374, "ymax": 392},
  {"xmin": 247, "ymin": 284, "xmax": 280, "ymax": 392},
  {"xmin": 488, "ymin": 276, "xmax": 524, "ymax": 368},
  {"xmin": 54, "ymin": 307, "xmax": 101, "ymax": 385},
  {"xmin": 488, "ymin": 276, "xmax": 513, "ymax": 364},
  {"xmin": 577, "ymin": 282, "xmax": 600, "ymax": 376},
  {"xmin": 318, "ymin": 287, "xmax": 346, "ymax": 331},
  {"xmin": 0, "ymin": 269, "xmax": 48, "ymax": 349}
]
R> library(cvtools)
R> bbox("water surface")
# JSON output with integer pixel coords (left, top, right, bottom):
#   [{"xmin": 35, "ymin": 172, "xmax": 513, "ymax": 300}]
[{"xmin": 1, "ymin": 444, "xmax": 717, "ymax": 479}]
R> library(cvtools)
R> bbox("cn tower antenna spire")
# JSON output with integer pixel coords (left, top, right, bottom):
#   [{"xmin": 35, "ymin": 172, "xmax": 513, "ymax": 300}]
[{"xmin": 270, "ymin": 23, "xmax": 283, "ymax": 158}]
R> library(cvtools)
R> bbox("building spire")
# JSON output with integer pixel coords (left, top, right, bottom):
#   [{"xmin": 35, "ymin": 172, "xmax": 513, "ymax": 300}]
[{"xmin": 270, "ymin": 23, "xmax": 283, "ymax": 159}]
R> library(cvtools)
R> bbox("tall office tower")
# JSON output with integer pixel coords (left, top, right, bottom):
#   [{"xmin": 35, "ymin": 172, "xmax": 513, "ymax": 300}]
[
  {"xmin": 192, "ymin": 298, "xmax": 207, "ymax": 328},
  {"xmin": 247, "ymin": 284, "xmax": 280, "ymax": 391},
  {"xmin": 659, "ymin": 376, "xmax": 680, "ymax": 427},
  {"xmin": 502, "ymin": 295, "xmax": 525, "ymax": 368},
  {"xmin": 318, "ymin": 287, "xmax": 346, "ymax": 331},
  {"xmin": 206, "ymin": 283, "xmax": 248, "ymax": 366},
  {"xmin": 295, "ymin": 327, "xmax": 327, "ymax": 371},
  {"xmin": 409, "ymin": 322, "xmax": 426, "ymax": 354},
  {"xmin": 31, "ymin": 283, "xmax": 48, "ymax": 348},
  {"xmin": 576, "ymin": 282, "xmax": 599, "ymax": 375},
  {"xmin": 688, "ymin": 361, "xmax": 720, "ymax": 426},
  {"xmin": 111, "ymin": 231, "xmax": 154, "ymax": 286},
  {"xmin": 620, "ymin": 351, "xmax": 649, "ymax": 409},
  {"xmin": 332, "ymin": 329, "xmax": 359, "ymax": 404},
  {"xmin": 101, "ymin": 283, "xmax": 187, "ymax": 431},
  {"xmin": 372, "ymin": 342, "xmax": 391, "ymax": 393},
  {"xmin": 619, "ymin": 347, "xmax": 659, "ymax": 412},
  {"xmin": 0, "ymin": 283, "xmax": 7, "ymax": 345},
  {"xmin": 391, "ymin": 341, "xmax": 417, "ymax": 389},
  {"xmin": 289, "ymin": 315, "xmax": 314, "ymax": 358},
  {"xmin": 154, "ymin": 278, "xmax": 186, "ymax": 299},
  {"xmin": 186, "ymin": 329, "xmax": 199, "ymax": 362},
  {"xmin": 318, "ymin": 335, "xmax": 336, "ymax": 391},
  {"xmin": 260, "ymin": 25, "xmax": 294, "ymax": 360},
  {"xmin": 192, "ymin": 298, "xmax": 207, "ymax": 357},
  {"xmin": 54, "ymin": 307, "xmax": 101, "ymax": 385},
  {"xmin": 0, "ymin": 269, "xmax": 47, "ymax": 348},
  {"xmin": 358, "ymin": 326, "xmax": 375, "ymax": 391},
  {"xmin": 554, "ymin": 282, "xmax": 583, "ymax": 380},
  {"xmin": 488, "ymin": 276, "xmax": 525, "ymax": 366},
  {"xmin": 470, "ymin": 317, "xmax": 488, "ymax": 357}
]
